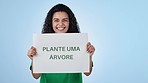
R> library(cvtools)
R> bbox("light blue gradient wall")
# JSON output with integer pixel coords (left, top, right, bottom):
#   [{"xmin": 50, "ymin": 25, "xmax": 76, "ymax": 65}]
[{"xmin": 0, "ymin": 0, "xmax": 147, "ymax": 83}]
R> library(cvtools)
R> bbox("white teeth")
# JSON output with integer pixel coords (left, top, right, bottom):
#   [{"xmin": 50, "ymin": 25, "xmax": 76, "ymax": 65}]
[{"xmin": 57, "ymin": 27, "xmax": 65, "ymax": 31}]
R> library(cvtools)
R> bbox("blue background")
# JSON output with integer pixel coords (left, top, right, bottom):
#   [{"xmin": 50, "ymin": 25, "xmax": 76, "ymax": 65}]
[{"xmin": 0, "ymin": 0, "xmax": 148, "ymax": 83}]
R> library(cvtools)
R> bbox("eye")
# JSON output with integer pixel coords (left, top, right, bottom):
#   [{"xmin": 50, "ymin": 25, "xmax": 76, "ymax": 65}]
[
  {"xmin": 53, "ymin": 18, "xmax": 59, "ymax": 22},
  {"xmin": 63, "ymin": 19, "xmax": 68, "ymax": 22}
]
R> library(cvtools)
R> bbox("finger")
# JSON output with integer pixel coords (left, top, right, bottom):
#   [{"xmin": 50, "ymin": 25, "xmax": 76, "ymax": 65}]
[
  {"xmin": 27, "ymin": 50, "xmax": 32, "ymax": 56},
  {"xmin": 27, "ymin": 47, "xmax": 37, "ymax": 60},
  {"xmin": 87, "ymin": 42, "xmax": 91, "ymax": 47},
  {"xmin": 88, "ymin": 45, "xmax": 95, "ymax": 54},
  {"xmin": 87, "ymin": 42, "xmax": 91, "ymax": 51},
  {"xmin": 32, "ymin": 50, "xmax": 37, "ymax": 55},
  {"xmin": 87, "ymin": 45, "xmax": 91, "ymax": 52},
  {"xmin": 89, "ymin": 50, "xmax": 94, "ymax": 56},
  {"xmin": 29, "ymin": 48, "xmax": 37, "ymax": 55},
  {"xmin": 27, "ymin": 52, "xmax": 33, "ymax": 60},
  {"xmin": 30, "ymin": 51, "xmax": 37, "ymax": 56},
  {"xmin": 31, "ymin": 46, "xmax": 36, "ymax": 50},
  {"xmin": 32, "ymin": 51, "xmax": 37, "ymax": 55},
  {"xmin": 27, "ymin": 49, "xmax": 36, "ymax": 58},
  {"xmin": 87, "ymin": 45, "xmax": 93, "ymax": 53},
  {"xmin": 87, "ymin": 42, "xmax": 91, "ymax": 45},
  {"xmin": 33, "ymin": 48, "xmax": 37, "ymax": 54},
  {"xmin": 90, "ymin": 46, "xmax": 95, "ymax": 56},
  {"xmin": 31, "ymin": 47, "xmax": 36, "ymax": 51}
]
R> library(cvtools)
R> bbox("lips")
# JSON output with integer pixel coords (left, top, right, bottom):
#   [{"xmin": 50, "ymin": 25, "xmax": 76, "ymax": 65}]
[{"xmin": 56, "ymin": 27, "xmax": 65, "ymax": 31}]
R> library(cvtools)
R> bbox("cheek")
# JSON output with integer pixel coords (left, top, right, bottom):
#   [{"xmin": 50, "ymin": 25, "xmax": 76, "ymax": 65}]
[
  {"xmin": 52, "ymin": 22, "xmax": 56, "ymax": 28},
  {"xmin": 65, "ymin": 22, "xmax": 69, "ymax": 27}
]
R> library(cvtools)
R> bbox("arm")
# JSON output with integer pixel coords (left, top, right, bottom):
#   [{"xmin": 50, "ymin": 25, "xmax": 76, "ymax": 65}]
[
  {"xmin": 84, "ymin": 42, "xmax": 95, "ymax": 76},
  {"xmin": 27, "ymin": 47, "xmax": 40, "ymax": 79},
  {"xmin": 30, "ymin": 63, "xmax": 40, "ymax": 79},
  {"xmin": 84, "ymin": 56, "xmax": 93, "ymax": 76}
]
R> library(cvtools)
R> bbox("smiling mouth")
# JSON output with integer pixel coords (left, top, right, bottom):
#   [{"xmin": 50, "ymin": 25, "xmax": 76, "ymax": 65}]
[{"xmin": 56, "ymin": 27, "xmax": 65, "ymax": 31}]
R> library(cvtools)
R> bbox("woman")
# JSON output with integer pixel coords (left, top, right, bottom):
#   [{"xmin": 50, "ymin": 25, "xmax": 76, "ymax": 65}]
[{"xmin": 27, "ymin": 4, "xmax": 95, "ymax": 83}]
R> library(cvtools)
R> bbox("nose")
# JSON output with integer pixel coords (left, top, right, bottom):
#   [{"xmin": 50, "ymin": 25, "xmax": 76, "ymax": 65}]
[{"xmin": 59, "ymin": 21, "xmax": 63, "ymax": 26}]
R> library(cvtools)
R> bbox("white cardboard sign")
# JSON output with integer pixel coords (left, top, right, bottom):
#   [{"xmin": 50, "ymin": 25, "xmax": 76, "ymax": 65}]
[{"xmin": 33, "ymin": 33, "xmax": 89, "ymax": 73}]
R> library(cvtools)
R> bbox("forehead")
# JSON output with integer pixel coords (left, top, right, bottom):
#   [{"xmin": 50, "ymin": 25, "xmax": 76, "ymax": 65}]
[{"xmin": 52, "ymin": 11, "xmax": 69, "ymax": 18}]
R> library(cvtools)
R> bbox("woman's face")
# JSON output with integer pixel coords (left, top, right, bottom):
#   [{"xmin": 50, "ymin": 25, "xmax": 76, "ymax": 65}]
[{"xmin": 52, "ymin": 11, "xmax": 69, "ymax": 33}]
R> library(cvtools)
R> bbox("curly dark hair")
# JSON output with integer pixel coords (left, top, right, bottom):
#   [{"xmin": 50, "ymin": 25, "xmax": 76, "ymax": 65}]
[{"xmin": 42, "ymin": 4, "xmax": 80, "ymax": 33}]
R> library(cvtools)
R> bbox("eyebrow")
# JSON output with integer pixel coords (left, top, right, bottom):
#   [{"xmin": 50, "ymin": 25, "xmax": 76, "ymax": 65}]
[{"xmin": 53, "ymin": 17, "xmax": 69, "ymax": 20}]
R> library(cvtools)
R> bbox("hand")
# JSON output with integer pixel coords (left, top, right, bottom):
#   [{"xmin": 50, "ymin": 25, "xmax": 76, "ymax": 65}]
[
  {"xmin": 27, "ymin": 46, "xmax": 37, "ymax": 60},
  {"xmin": 87, "ymin": 42, "xmax": 95, "ymax": 57}
]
